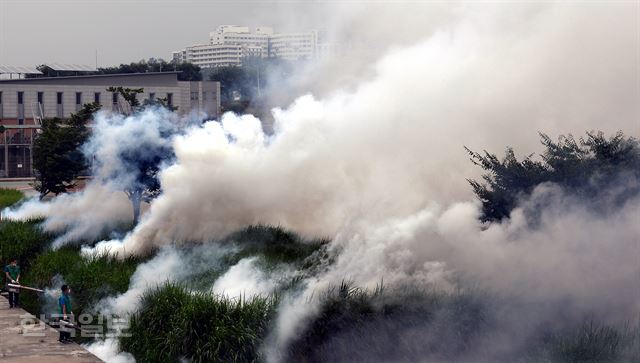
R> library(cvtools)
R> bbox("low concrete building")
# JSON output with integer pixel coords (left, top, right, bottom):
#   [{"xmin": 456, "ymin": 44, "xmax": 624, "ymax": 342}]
[{"xmin": 0, "ymin": 72, "xmax": 221, "ymax": 178}]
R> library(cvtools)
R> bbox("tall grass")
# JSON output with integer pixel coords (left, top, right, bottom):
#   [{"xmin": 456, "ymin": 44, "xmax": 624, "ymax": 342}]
[
  {"xmin": 525, "ymin": 321, "xmax": 640, "ymax": 363},
  {"xmin": 285, "ymin": 282, "xmax": 488, "ymax": 362},
  {"xmin": 0, "ymin": 219, "xmax": 51, "ymax": 271},
  {"xmin": 222, "ymin": 226, "xmax": 329, "ymax": 269},
  {"xmin": 185, "ymin": 225, "xmax": 330, "ymax": 290},
  {"xmin": 120, "ymin": 283, "xmax": 278, "ymax": 363},
  {"xmin": 23, "ymin": 247, "xmax": 143, "ymax": 316}
]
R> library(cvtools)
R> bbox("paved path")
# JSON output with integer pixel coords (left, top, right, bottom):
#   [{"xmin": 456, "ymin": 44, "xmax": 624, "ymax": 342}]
[{"xmin": 0, "ymin": 294, "xmax": 102, "ymax": 362}]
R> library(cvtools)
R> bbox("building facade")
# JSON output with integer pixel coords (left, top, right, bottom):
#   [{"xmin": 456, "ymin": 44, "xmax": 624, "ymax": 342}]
[
  {"xmin": 268, "ymin": 31, "xmax": 318, "ymax": 60},
  {"xmin": 173, "ymin": 25, "xmax": 324, "ymax": 68},
  {"xmin": 0, "ymin": 72, "xmax": 221, "ymax": 178}
]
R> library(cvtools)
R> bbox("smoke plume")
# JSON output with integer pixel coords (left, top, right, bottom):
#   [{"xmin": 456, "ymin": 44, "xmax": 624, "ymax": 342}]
[{"xmin": 3, "ymin": 2, "xmax": 639, "ymax": 361}]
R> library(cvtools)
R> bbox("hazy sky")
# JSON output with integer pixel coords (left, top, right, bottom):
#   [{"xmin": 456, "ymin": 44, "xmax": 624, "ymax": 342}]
[{"xmin": 0, "ymin": 0, "xmax": 334, "ymax": 67}]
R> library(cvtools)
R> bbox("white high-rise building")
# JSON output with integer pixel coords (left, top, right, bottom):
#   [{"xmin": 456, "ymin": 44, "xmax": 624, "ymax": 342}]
[
  {"xmin": 268, "ymin": 31, "xmax": 318, "ymax": 60},
  {"xmin": 173, "ymin": 26, "xmax": 327, "ymax": 68},
  {"xmin": 209, "ymin": 26, "xmax": 272, "ymax": 50},
  {"xmin": 181, "ymin": 43, "xmax": 244, "ymax": 68}
]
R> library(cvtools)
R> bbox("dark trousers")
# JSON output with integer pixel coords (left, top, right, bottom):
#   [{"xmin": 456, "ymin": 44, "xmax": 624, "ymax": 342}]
[
  {"xmin": 8, "ymin": 291, "xmax": 19, "ymax": 307},
  {"xmin": 59, "ymin": 329, "xmax": 71, "ymax": 341},
  {"xmin": 58, "ymin": 318, "xmax": 73, "ymax": 341}
]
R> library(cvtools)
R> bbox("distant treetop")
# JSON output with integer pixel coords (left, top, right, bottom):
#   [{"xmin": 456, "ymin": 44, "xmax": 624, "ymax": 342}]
[{"xmin": 98, "ymin": 58, "xmax": 202, "ymax": 81}]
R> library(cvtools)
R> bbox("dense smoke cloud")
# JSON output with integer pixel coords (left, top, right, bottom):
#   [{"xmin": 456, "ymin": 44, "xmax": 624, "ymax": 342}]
[
  {"xmin": 91, "ymin": 2, "xmax": 638, "ymax": 256},
  {"xmin": 2, "ymin": 108, "xmax": 179, "ymax": 246},
  {"xmin": 2, "ymin": 185, "xmax": 131, "ymax": 247},
  {"xmin": 2, "ymin": 2, "xmax": 638, "ymax": 362},
  {"xmin": 85, "ymin": 4, "xmax": 640, "ymax": 358}
]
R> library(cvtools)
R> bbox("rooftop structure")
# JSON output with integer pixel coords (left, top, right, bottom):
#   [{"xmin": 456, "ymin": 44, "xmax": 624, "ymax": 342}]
[{"xmin": 0, "ymin": 63, "xmax": 97, "ymax": 79}]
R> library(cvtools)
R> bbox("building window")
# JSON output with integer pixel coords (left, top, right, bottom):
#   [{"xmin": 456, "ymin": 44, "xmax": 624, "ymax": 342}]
[
  {"xmin": 17, "ymin": 91, "xmax": 24, "ymax": 104},
  {"xmin": 57, "ymin": 92, "xmax": 63, "ymax": 118},
  {"xmin": 76, "ymin": 92, "xmax": 82, "ymax": 105},
  {"xmin": 167, "ymin": 93, "xmax": 173, "ymax": 107},
  {"xmin": 37, "ymin": 92, "xmax": 44, "ymax": 104},
  {"xmin": 94, "ymin": 92, "xmax": 101, "ymax": 103}
]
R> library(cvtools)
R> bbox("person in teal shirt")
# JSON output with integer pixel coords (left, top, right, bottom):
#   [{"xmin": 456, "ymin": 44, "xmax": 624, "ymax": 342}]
[
  {"xmin": 58, "ymin": 284, "xmax": 74, "ymax": 343},
  {"xmin": 4, "ymin": 258, "xmax": 20, "ymax": 308}
]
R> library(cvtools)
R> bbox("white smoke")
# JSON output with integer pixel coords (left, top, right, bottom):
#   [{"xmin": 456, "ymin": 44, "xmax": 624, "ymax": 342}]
[
  {"xmin": 84, "ymin": 338, "xmax": 135, "ymax": 363},
  {"xmin": 90, "ymin": 243, "xmax": 235, "ymax": 316},
  {"xmin": 3, "ymin": 2, "xmax": 639, "ymax": 360},
  {"xmin": 2, "ymin": 107, "xmax": 179, "ymax": 246},
  {"xmin": 92, "ymin": 2, "xmax": 637, "ymax": 256},
  {"xmin": 212, "ymin": 257, "xmax": 292, "ymax": 297}
]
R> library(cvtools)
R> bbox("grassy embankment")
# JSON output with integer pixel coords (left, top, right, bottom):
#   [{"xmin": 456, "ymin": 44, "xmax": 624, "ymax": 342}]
[
  {"xmin": 1, "ymin": 189, "xmax": 638, "ymax": 362},
  {"xmin": 0, "ymin": 188, "xmax": 142, "ymax": 319}
]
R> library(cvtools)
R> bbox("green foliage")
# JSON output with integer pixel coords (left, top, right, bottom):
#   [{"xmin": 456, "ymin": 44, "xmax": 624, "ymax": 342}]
[
  {"xmin": 0, "ymin": 219, "xmax": 51, "ymax": 271},
  {"xmin": 107, "ymin": 86, "xmax": 143, "ymax": 111},
  {"xmin": 286, "ymin": 283, "xmax": 487, "ymax": 362},
  {"xmin": 466, "ymin": 131, "xmax": 640, "ymax": 222},
  {"xmin": 141, "ymin": 95, "xmax": 178, "ymax": 112},
  {"xmin": 24, "ymin": 247, "xmax": 143, "ymax": 315},
  {"xmin": 525, "ymin": 321, "xmax": 640, "ymax": 363},
  {"xmin": 208, "ymin": 66, "xmax": 254, "ymax": 112},
  {"xmin": 99, "ymin": 58, "xmax": 202, "ymax": 81},
  {"xmin": 0, "ymin": 188, "xmax": 23, "ymax": 209},
  {"xmin": 0, "ymin": 218, "xmax": 51, "ymax": 312},
  {"xmin": 223, "ymin": 225, "xmax": 329, "ymax": 269},
  {"xmin": 181, "ymin": 225, "xmax": 329, "ymax": 291},
  {"xmin": 105, "ymin": 86, "xmax": 174, "ymax": 224},
  {"xmin": 120, "ymin": 283, "xmax": 277, "ymax": 363},
  {"xmin": 207, "ymin": 58, "xmax": 297, "ymax": 114},
  {"xmin": 32, "ymin": 103, "xmax": 101, "ymax": 198}
]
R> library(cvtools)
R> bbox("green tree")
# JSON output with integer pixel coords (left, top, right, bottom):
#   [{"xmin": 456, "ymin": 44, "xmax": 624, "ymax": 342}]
[
  {"xmin": 107, "ymin": 86, "xmax": 143, "ymax": 114},
  {"xmin": 107, "ymin": 86, "xmax": 172, "ymax": 223},
  {"xmin": 32, "ymin": 103, "xmax": 101, "ymax": 199},
  {"xmin": 466, "ymin": 131, "xmax": 640, "ymax": 223},
  {"xmin": 208, "ymin": 66, "xmax": 254, "ymax": 113}
]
